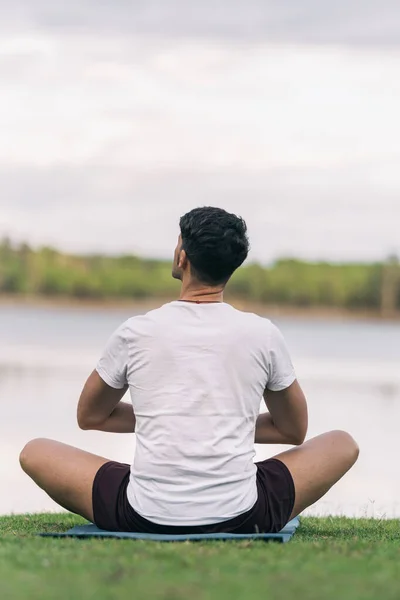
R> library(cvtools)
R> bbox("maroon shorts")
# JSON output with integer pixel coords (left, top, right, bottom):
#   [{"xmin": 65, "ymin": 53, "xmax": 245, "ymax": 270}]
[{"xmin": 92, "ymin": 458, "xmax": 295, "ymax": 534}]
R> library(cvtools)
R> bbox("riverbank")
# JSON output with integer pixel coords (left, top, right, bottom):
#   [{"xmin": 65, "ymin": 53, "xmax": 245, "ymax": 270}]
[
  {"xmin": 1, "ymin": 513, "xmax": 399, "ymax": 600},
  {"xmin": 0, "ymin": 294, "xmax": 398, "ymax": 322}
]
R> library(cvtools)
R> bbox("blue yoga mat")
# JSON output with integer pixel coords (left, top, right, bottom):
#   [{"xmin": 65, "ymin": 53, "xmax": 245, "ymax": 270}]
[{"xmin": 40, "ymin": 516, "xmax": 300, "ymax": 543}]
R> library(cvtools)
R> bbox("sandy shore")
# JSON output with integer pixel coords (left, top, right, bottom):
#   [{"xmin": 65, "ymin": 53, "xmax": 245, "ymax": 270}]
[{"xmin": 0, "ymin": 294, "xmax": 398, "ymax": 321}]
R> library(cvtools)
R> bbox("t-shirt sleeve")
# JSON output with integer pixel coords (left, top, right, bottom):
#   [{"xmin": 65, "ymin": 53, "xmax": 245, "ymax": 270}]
[
  {"xmin": 96, "ymin": 323, "xmax": 128, "ymax": 389},
  {"xmin": 266, "ymin": 323, "xmax": 296, "ymax": 392}
]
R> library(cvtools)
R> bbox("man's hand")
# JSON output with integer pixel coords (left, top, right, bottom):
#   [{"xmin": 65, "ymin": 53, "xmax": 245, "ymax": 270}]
[{"xmin": 77, "ymin": 370, "xmax": 136, "ymax": 433}]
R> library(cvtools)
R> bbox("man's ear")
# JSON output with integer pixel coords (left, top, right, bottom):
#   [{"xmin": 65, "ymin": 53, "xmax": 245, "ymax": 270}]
[{"xmin": 178, "ymin": 249, "xmax": 187, "ymax": 269}]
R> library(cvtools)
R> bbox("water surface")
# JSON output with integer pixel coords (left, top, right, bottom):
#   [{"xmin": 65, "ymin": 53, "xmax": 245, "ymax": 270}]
[{"xmin": 1, "ymin": 304, "xmax": 399, "ymax": 518}]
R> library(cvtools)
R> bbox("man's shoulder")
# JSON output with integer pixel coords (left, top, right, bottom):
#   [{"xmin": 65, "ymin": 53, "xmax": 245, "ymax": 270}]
[
  {"xmin": 226, "ymin": 306, "xmax": 276, "ymax": 338},
  {"xmin": 122, "ymin": 302, "xmax": 276, "ymax": 335},
  {"xmin": 123, "ymin": 302, "xmax": 175, "ymax": 330},
  {"xmin": 228, "ymin": 305, "xmax": 273, "ymax": 327}
]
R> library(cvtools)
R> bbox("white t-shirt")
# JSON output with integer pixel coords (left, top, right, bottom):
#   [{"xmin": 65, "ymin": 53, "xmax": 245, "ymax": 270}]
[{"xmin": 96, "ymin": 301, "xmax": 296, "ymax": 526}]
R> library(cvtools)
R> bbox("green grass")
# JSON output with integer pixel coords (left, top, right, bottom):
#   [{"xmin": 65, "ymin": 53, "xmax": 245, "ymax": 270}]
[{"xmin": 1, "ymin": 514, "xmax": 400, "ymax": 600}]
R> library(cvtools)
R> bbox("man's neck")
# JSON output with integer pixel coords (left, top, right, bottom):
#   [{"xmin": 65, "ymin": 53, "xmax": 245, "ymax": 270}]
[{"xmin": 179, "ymin": 284, "xmax": 224, "ymax": 304}]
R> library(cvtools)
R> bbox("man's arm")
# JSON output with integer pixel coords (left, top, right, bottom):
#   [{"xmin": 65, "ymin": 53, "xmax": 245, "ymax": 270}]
[
  {"xmin": 77, "ymin": 370, "xmax": 136, "ymax": 433},
  {"xmin": 255, "ymin": 380, "xmax": 308, "ymax": 445}
]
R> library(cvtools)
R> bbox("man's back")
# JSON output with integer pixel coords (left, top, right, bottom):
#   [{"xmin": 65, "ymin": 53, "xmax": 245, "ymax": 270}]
[{"xmin": 96, "ymin": 301, "xmax": 296, "ymax": 526}]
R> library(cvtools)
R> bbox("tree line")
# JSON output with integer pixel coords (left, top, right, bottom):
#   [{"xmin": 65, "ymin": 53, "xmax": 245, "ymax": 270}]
[{"xmin": 0, "ymin": 238, "xmax": 398, "ymax": 311}]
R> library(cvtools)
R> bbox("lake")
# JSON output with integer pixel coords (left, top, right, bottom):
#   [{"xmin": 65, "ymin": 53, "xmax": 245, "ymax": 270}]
[{"xmin": 1, "ymin": 303, "xmax": 399, "ymax": 518}]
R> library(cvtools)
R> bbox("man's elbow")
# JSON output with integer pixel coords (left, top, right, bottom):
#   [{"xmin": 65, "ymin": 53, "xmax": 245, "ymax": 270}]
[
  {"xmin": 286, "ymin": 420, "xmax": 308, "ymax": 445},
  {"xmin": 77, "ymin": 411, "xmax": 98, "ymax": 431},
  {"xmin": 290, "ymin": 424, "xmax": 308, "ymax": 446},
  {"xmin": 77, "ymin": 414, "xmax": 90, "ymax": 430},
  {"xmin": 290, "ymin": 432, "xmax": 307, "ymax": 446},
  {"xmin": 290, "ymin": 406, "xmax": 308, "ymax": 445}
]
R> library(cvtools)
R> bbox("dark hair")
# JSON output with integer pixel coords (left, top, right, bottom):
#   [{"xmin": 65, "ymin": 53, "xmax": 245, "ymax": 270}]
[{"xmin": 179, "ymin": 207, "xmax": 249, "ymax": 285}]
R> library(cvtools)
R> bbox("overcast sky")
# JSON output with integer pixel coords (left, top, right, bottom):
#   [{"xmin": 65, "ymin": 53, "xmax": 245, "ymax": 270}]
[{"xmin": 1, "ymin": 1, "xmax": 399, "ymax": 263}]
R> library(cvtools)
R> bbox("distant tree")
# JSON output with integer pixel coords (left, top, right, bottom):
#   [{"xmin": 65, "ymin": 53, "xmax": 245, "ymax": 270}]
[{"xmin": 0, "ymin": 238, "xmax": 394, "ymax": 312}]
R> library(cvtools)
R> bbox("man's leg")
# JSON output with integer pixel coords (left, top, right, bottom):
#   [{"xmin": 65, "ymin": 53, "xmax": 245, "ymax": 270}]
[
  {"xmin": 19, "ymin": 438, "xmax": 111, "ymax": 522},
  {"xmin": 273, "ymin": 430, "xmax": 359, "ymax": 519}
]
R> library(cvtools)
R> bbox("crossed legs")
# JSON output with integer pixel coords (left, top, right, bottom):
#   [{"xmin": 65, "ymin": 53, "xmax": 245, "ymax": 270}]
[
  {"xmin": 19, "ymin": 430, "xmax": 359, "ymax": 523},
  {"xmin": 19, "ymin": 439, "xmax": 110, "ymax": 522},
  {"xmin": 272, "ymin": 430, "xmax": 359, "ymax": 519}
]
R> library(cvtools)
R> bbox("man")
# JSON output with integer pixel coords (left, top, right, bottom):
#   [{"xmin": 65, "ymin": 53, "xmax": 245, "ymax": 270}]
[{"xmin": 20, "ymin": 207, "xmax": 359, "ymax": 533}]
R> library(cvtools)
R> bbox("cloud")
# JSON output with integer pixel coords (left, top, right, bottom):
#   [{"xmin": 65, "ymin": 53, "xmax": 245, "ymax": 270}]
[
  {"xmin": 2, "ymin": 0, "xmax": 400, "ymax": 46},
  {"xmin": 1, "ymin": 2, "xmax": 399, "ymax": 261},
  {"xmin": 1, "ymin": 38, "xmax": 400, "ymax": 171}
]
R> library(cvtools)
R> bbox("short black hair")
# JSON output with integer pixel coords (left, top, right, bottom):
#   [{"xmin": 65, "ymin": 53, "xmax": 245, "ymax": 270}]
[{"xmin": 179, "ymin": 207, "xmax": 249, "ymax": 285}]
